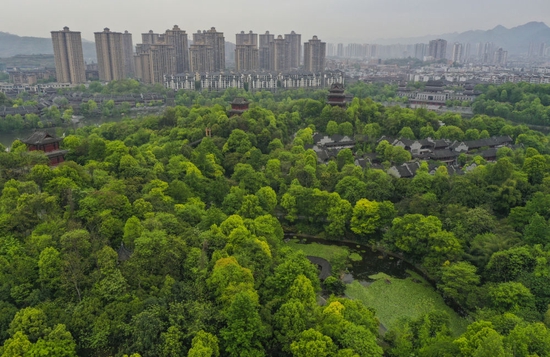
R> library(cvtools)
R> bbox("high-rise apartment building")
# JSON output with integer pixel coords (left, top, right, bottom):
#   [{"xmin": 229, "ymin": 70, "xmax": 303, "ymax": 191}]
[
  {"xmin": 451, "ymin": 42, "xmax": 463, "ymax": 63},
  {"xmin": 482, "ymin": 42, "xmax": 496, "ymax": 63},
  {"xmin": 122, "ymin": 31, "xmax": 135, "ymax": 77},
  {"xmin": 464, "ymin": 43, "xmax": 471, "ymax": 63},
  {"xmin": 414, "ymin": 43, "xmax": 427, "ymax": 60},
  {"xmin": 165, "ymin": 25, "xmax": 190, "ymax": 73},
  {"xmin": 134, "ymin": 45, "xmax": 153, "ymax": 84},
  {"xmin": 476, "ymin": 42, "xmax": 484, "ymax": 60},
  {"xmin": 51, "ymin": 27, "xmax": 86, "ymax": 84},
  {"xmin": 284, "ymin": 31, "xmax": 301, "ymax": 68},
  {"xmin": 95, "ymin": 28, "xmax": 125, "ymax": 81},
  {"xmin": 189, "ymin": 44, "xmax": 214, "ymax": 73},
  {"xmin": 270, "ymin": 35, "xmax": 287, "ymax": 71},
  {"xmin": 150, "ymin": 44, "xmax": 176, "ymax": 83},
  {"xmin": 190, "ymin": 28, "xmax": 225, "ymax": 72},
  {"xmin": 142, "ymin": 30, "xmax": 161, "ymax": 44},
  {"xmin": 529, "ymin": 43, "xmax": 546, "ymax": 58},
  {"xmin": 135, "ymin": 28, "xmax": 179, "ymax": 85},
  {"xmin": 493, "ymin": 48, "xmax": 508, "ymax": 66},
  {"xmin": 236, "ymin": 31, "xmax": 257, "ymax": 47},
  {"xmin": 337, "ymin": 43, "xmax": 344, "ymax": 57},
  {"xmin": 326, "ymin": 43, "xmax": 335, "ymax": 57},
  {"xmin": 303, "ymin": 36, "xmax": 326, "ymax": 72},
  {"xmin": 428, "ymin": 39, "xmax": 447, "ymax": 60},
  {"xmin": 235, "ymin": 31, "xmax": 259, "ymax": 71},
  {"xmin": 134, "ymin": 43, "xmax": 176, "ymax": 84},
  {"xmin": 259, "ymin": 31, "xmax": 274, "ymax": 70},
  {"xmin": 370, "ymin": 44, "xmax": 379, "ymax": 58}
]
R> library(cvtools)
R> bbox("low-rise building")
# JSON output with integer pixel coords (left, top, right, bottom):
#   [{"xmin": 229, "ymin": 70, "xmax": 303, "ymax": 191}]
[
  {"xmin": 165, "ymin": 70, "xmax": 344, "ymax": 91},
  {"xmin": 22, "ymin": 131, "xmax": 68, "ymax": 166}
]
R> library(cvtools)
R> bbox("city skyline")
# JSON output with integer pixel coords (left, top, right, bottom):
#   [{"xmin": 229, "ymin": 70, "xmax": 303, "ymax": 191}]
[{"xmin": 1, "ymin": 0, "xmax": 549, "ymax": 44}]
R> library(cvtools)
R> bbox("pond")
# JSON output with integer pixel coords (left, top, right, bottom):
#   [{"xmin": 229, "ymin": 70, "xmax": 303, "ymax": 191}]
[
  {"xmin": 292, "ymin": 236, "xmax": 420, "ymax": 281},
  {"xmin": 287, "ymin": 236, "xmax": 469, "ymax": 335}
]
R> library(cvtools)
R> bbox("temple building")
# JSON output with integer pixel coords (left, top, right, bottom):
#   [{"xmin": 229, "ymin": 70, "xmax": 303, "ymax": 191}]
[
  {"xmin": 396, "ymin": 80, "xmax": 479, "ymax": 106},
  {"xmin": 327, "ymin": 83, "xmax": 346, "ymax": 107},
  {"xmin": 229, "ymin": 97, "xmax": 250, "ymax": 116},
  {"xmin": 22, "ymin": 131, "xmax": 68, "ymax": 165}
]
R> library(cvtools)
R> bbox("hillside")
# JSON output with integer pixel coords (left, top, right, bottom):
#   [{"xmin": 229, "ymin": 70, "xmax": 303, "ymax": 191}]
[
  {"xmin": 454, "ymin": 22, "xmax": 550, "ymax": 54},
  {"xmin": 374, "ymin": 21, "xmax": 550, "ymax": 55},
  {"xmin": 0, "ymin": 31, "xmax": 97, "ymax": 61}
]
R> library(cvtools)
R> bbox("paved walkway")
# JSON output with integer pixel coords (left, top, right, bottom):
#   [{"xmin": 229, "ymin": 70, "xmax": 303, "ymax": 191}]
[{"xmin": 306, "ymin": 256, "xmax": 332, "ymax": 280}]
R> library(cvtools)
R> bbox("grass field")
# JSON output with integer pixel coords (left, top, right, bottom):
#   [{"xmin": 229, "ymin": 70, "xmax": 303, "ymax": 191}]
[
  {"xmin": 345, "ymin": 270, "xmax": 468, "ymax": 336},
  {"xmin": 286, "ymin": 240, "xmax": 352, "ymax": 272}
]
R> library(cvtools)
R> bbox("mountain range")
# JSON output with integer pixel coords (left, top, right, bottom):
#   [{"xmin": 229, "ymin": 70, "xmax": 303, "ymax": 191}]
[
  {"xmin": 374, "ymin": 22, "xmax": 550, "ymax": 54},
  {"xmin": 0, "ymin": 32, "xmax": 97, "ymax": 60}
]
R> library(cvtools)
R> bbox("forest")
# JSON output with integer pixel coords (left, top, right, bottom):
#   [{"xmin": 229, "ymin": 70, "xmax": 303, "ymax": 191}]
[
  {"xmin": 472, "ymin": 82, "xmax": 550, "ymax": 126},
  {"xmin": 0, "ymin": 81, "xmax": 403, "ymax": 132},
  {"xmin": 1, "ymin": 82, "xmax": 550, "ymax": 356}
]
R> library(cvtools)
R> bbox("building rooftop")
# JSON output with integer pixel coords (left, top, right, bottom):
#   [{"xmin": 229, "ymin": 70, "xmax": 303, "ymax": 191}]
[
  {"xmin": 22, "ymin": 131, "xmax": 62, "ymax": 145},
  {"xmin": 231, "ymin": 97, "xmax": 249, "ymax": 105}
]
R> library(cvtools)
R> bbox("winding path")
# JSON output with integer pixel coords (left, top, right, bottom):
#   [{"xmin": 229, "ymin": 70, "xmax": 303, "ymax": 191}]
[{"xmin": 306, "ymin": 256, "xmax": 332, "ymax": 280}]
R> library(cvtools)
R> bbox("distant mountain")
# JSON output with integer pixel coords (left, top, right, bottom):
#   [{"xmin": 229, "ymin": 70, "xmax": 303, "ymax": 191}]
[
  {"xmin": 454, "ymin": 22, "xmax": 550, "ymax": 54},
  {"xmin": 374, "ymin": 22, "xmax": 550, "ymax": 55},
  {"xmin": 0, "ymin": 32, "xmax": 97, "ymax": 62}
]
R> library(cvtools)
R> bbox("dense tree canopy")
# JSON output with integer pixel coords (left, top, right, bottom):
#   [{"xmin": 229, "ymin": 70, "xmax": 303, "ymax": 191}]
[{"xmin": 2, "ymin": 82, "xmax": 550, "ymax": 356}]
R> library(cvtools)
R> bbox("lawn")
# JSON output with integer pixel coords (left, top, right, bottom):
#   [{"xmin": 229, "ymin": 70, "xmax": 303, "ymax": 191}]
[
  {"xmin": 345, "ymin": 270, "xmax": 468, "ymax": 336},
  {"xmin": 286, "ymin": 240, "xmax": 353, "ymax": 272}
]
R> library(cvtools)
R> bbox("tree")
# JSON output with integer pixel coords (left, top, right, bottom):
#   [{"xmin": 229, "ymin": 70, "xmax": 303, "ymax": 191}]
[
  {"xmin": 223, "ymin": 129, "xmax": 252, "ymax": 154},
  {"xmin": 255, "ymin": 186, "xmax": 277, "ymax": 214},
  {"xmin": 489, "ymin": 282, "xmax": 535, "ymax": 313},
  {"xmin": 337, "ymin": 149, "xmax": 354, "ymax": 170},
  {"xmin": 454, "ymin": 321, "xmax": 504, "ymax": 357},
  {"xmin": 60, "ymin": 229, "xmax": 92, "ymax": 301},
  {"xmin": 438, "ymin": 262, "xmax": 480, "ymax": 307},
  {"xmin": 8, "ymin": 307, "xmax": 47, "ymax": 343},
  {"xmin": 290, "ymin": 329, "xmax": 335, "ymax": 357},
  {"xmin": 398, "ymin": 126, "xmax": 415, "ymax": 139},
  {"xmin": 38, "ymin": 247, "xmax": 63, "ymax": 294},
  {"xmin": 505, "ymin": 322, "xmax": 550, "ymax": 357},
  {"xmin": 273, "ymin": 300, "xmax": 311, "ymax": 352},
  {"xmin": 188, "ymin": 331, "xmax": 220, "ymax": 357},
  {"xmin": 485, "ymin": 246, "xmax": 535, "ymax": 282},
  {"xmin": 207, "ymin": 256, "xmax": 254, "ymax": 304},
  {"xmin": 326, "ymin": 121, "xmax": 339, "ymax": 135},
  {"xmin": 338, "ymin": 323, "xmax": 382, "ymax": 357},
  {"xmin": 385, "ymin": 214, "xmax": 461, "ymax": 264},
  {"xmin": 326, "ymin": 193, "xmax": 352, "ymax": 238},
  {"xmin": 62, "ymin": 108, "xmax": 73, "ymax": 122},
  {"xmin": 28, "ymin": 324, "xmax": 77, "ymax": 357},
  {"xmin": 323, "ymin": 276, "xmax": 346, "ymax": 296},
  {"xmin": 350, "ymin": 199, "xmax": 382, "ymax": 235},
  {"xmin": 338, "ymin": 122, "xmax": 354, "ymax": 136},
  {"xmin": 220, "ymin": 290, "xmax": 267, "ymax": 357},
  {"xmin": 523, "ymin": 154, "xmax": 547, "ymax": 184},
  {"xmin": 1, "ymin": 331, "xmax": 32, "ymax": 357},
  {"xmin": 335, "ymin": 177, "xmax": 367, "ymax": 205},
  {"xmin": 523, "ymin": 213, "xmax": 549, "ymax": 245},
  {"xmin": 123, "ymin": 216, "xmax": 143, "ymax": 248}
]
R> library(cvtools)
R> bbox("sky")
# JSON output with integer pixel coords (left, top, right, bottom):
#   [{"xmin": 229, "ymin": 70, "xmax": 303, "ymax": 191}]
[{"xmin": 1, "ymin": 0, "xmax": 550, "ymax": 43}]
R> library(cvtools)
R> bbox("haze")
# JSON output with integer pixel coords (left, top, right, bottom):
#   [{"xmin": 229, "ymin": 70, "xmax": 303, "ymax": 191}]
[{"xmin": 2, "ymin": 0, "xmax": 550, "ymax": 43}]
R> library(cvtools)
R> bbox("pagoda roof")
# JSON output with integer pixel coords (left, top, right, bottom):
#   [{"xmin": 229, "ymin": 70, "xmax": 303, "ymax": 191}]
[
  {"xmin": 329, "ymin": 83, "xmax": 345, "ymax": 92},
  {"xmin": 22, "ymin": 131, "xmax": 62, "ymax": 145},
  {"xmin": 231, "ymin": 97, "xmax": 249, "ymax": 105}
]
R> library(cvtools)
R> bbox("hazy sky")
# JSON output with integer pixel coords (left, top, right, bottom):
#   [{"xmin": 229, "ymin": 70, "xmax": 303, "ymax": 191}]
[{"xmin": 2, "ymin": 0, "xmax": 550, "ymax": 43}]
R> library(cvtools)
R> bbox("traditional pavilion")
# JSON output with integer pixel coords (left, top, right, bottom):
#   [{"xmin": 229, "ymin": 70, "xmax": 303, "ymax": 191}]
[
  {"xmin": 327, "ymin": 83, "xmax": 347, "ymax": 107},
  {"xmin": 228, "ymin": 97, "xmax": 250, "ymax": 117},
  {"xmin": 22, "ymin": 131, "xmax": 68, "ymax": 166}
]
